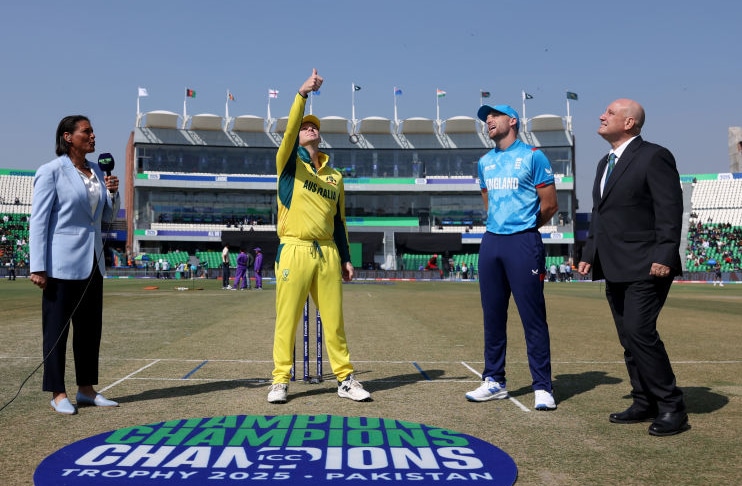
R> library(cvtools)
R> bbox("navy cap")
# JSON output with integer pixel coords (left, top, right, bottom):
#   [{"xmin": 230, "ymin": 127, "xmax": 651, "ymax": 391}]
[{"xmin": 477, "ymin": 104, "xmax": 520, "ymax": 130}]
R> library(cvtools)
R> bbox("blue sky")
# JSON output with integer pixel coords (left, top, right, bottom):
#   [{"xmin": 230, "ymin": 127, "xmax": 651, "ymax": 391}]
[{"xmin": 1, "ymin": 0, "xmax": 739, "ymax": 209}]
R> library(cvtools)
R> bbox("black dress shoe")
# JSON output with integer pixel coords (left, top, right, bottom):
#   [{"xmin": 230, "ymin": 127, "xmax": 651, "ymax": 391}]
[
  {"xmin": 648, "ymin": 412, "xmax": 690, "ymax": 436},
  {"xmin": 609, "ymin": 405, "xmax": 657, "ymax": 424}
]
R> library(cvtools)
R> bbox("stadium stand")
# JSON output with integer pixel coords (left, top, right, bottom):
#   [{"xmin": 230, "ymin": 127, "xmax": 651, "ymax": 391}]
[
  {"xmin": 0, "ymin": 172, "xmax": 33, "ymax": 275},
  {"xmin": 4, "ymin": 170, "xmax": 741, "ymax": 281},
  {"xmin": 686, "ymin": 178, "xmax": 742, "ymax": 277}
]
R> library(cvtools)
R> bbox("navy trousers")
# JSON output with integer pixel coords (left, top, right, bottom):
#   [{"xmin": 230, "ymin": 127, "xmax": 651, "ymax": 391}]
[
  {"xmin": 478, "ymin": 230, "xmax": 553, "ymax": 391},
  {"xmin": 42, "ymin": 264, "xmax": 103, "ymax": 392}
]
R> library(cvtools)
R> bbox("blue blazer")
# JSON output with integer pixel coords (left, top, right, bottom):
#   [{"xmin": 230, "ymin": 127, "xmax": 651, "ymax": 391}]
[{"xmin": 30, "ymin": 155, "xmax": 119, "ymax": 280}]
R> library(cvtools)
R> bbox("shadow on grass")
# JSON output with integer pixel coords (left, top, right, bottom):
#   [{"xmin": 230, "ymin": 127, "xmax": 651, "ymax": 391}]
[
  {"xmin": 617, "ymin": 387, "xmax": 729, "ymax": 414},
  {"xmin": 682, "ymin": 386, "xmax": 729, "ymax": 414},
  {"xmin": 362, "ymin": 370, "xmax": 462, "ymax": 392},
  {"xmin": 113, "ymin": 379, "xmax": 270, "ymax": 404},
  {"xmin": 110, "ymin": 370, "xmax": 460, "ymax": 404},
  {"xmin": 508, "ymin": 371, "xmax": 623, "ymax": 402}
]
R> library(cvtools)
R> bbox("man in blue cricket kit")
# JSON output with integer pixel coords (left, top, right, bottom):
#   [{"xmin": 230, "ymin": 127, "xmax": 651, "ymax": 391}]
[{"xmin": 466, "ymin": 104, "xmax": 559, "ymax": 411}]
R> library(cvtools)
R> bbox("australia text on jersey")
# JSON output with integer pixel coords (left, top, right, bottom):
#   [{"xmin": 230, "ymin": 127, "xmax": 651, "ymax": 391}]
[{"xmin": 302, "ymin": 179, "xmax": 337, "ymax": 201}]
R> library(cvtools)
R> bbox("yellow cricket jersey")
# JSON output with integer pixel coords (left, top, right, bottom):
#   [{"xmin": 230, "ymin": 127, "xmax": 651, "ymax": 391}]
[{"xmin": 276, "ymin": 93, "xmax": 351, "ymax": 263}]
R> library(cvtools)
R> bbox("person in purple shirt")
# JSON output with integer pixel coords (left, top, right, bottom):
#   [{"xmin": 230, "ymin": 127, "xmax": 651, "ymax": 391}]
[
  {"xmin": 253, "ymin": 247, "xmax": 263, "ymax": 290},
  {"xmin": 234, "ymin": 248, "xmax": 249, "ymax": 290}
]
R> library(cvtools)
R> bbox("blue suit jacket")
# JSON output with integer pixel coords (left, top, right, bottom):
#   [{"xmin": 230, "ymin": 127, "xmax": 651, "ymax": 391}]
[{"xmin": 30, "ymin": 155, "xmax": 119, "ymax": 280}]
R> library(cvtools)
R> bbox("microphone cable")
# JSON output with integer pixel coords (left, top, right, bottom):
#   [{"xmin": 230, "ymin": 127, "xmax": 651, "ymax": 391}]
[{"xmin": 0, "ymin": 167, "xmax": 118, "ymax": 414}]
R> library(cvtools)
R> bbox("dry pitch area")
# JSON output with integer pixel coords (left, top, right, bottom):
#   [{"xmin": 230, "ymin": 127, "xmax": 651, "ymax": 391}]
[{"xmin": 0, "ymin": 278, "xmax": 740, "ymax": 485}]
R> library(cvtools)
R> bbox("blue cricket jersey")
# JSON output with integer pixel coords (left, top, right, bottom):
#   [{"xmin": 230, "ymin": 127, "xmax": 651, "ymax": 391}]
[{"xmin": 478, "ymin": 139, "xmax": 555, "ymax": 234}]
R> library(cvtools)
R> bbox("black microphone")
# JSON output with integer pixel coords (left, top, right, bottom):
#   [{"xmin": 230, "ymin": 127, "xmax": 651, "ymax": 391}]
[{"xmin": 98, "ymin": 153, "xmax": 115, "ymax": 176}]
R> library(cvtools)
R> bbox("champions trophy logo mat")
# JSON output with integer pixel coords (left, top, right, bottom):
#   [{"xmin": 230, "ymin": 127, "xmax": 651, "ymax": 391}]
[{"xmin": 35, "ymin": 414, "xmax": 517, "ymax": 485}]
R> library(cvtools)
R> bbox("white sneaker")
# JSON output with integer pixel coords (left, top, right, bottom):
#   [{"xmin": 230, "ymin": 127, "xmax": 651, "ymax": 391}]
[
  {"xmin": 267, "ymin": 383, "xmax": 288, "ymax": 403},
  {"xmin": 465, "ymin": 377, "xmax": 508, "ymax": 402},
  {"xmin": 534, "ymin": 389, "xmax": 557, "ymax": 411},
  {"xmin": 338, "ymin": 374, "xmax": 371, "ymax": 401}
]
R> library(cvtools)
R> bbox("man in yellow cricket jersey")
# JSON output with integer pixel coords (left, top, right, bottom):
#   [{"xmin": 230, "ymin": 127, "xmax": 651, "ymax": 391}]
[{"xmin": 267, "ymin": 69, "xmax": 371, "ymax": 403}]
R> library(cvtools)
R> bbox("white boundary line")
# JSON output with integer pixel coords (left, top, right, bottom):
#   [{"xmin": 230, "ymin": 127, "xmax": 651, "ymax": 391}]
[{"xmin": 461, "ymin": 361, "xmax": 531, "ymax": 413}]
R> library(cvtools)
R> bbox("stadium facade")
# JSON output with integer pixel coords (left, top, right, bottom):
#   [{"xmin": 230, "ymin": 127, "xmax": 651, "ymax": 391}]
[
  {"xmin": 3, "ymin": 115, "xmax": 741, "ymax": 280},
  {"xmin": 123, "ymin": 106, "xmax": 577, "ymax": 270}
]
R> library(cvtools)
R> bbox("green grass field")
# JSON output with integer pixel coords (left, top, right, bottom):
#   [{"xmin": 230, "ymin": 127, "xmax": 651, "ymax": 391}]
[{"xmin": 0, "ymin": 278, "xmax": 740, "ymax": 485}]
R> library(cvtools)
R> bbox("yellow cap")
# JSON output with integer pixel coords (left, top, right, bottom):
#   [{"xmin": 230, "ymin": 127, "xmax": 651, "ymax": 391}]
[{"xmin": 301, "ymin": 114, "xmax": 321, "ymax": 131}]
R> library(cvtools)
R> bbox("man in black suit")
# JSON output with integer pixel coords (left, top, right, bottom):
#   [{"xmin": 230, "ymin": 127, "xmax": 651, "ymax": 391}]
[{"xmin": 578, "ymin": 98, "xmax": 689, "ymax": 436}]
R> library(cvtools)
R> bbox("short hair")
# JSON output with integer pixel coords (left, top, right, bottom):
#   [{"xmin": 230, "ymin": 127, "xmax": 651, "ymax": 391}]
[{"xmin": 55, "ymin": 115, "xmax": 90, "ymax": 156}]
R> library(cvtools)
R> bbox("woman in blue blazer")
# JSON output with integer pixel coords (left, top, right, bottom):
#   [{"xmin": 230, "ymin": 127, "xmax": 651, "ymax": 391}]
[{"xmin": 29, "ymin": 115, "xmax": 120, "ymax": 415}]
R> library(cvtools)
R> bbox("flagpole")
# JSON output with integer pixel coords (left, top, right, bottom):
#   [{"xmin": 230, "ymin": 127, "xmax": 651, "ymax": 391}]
[
  {"xmin": 351, "ymin": 83, "xmax": 356, "ymax": 125},
  {"xmin": 521, "ymin": 90, "xmax": 526, "ymax": 127},
  {"xmin": 393, "ymin": 87, "xmax": 398, "ymax": 126},
  {"xmin": 392, "ymin": 86, "xmax": 399, "ymax": 126},
  {"xmin": 225, "ymin": 90, "xmax": 230, "ymax": 123},
  {"xmin": 566, "ymin": 92, "xmax": 572, "ymax": 131},
  {"xmin": 309, "ymin": 92, "xmax": 314, "ymax": 114},
  {"xmin": 267, "ymin": 96, "xmax": 272, "ymax": 126},
  {"xmin": 436, "ymin": 90, "xmax": 440, "ymax": 125},
  {"xmin": 183, "ymin": 89, "xmax": 188, "ymax": 129}
]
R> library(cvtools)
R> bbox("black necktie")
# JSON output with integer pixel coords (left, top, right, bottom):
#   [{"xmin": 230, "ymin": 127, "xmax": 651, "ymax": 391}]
[{"xmin": 606, "ymin": 153, "xmax": 616, "ymax": 181}]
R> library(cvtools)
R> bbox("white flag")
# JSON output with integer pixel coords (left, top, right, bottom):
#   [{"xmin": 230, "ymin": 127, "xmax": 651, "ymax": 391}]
[
  {"xmin": 138, "ymin": 87, "xmax": 149, "ymax": 97},
  {"xmin": 268, "ymin": 89, "xmax": 279, "ymax": 99}
]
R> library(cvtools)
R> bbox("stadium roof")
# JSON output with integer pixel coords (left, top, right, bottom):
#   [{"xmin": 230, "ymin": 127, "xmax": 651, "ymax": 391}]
[
  {"xmin": 134, "ymin": 109, "xmax": 576, "ymax": 149},
  {"xmin": 144, "ymin": 110, "xmax": 179, "ymax": 129},
  {"xmin": 189, "ymin": 114, "xmax": 223, "ymax": 131},
  {"xmin": 231, "ymin": 115, "xmax": 265, "ymax": 132}
]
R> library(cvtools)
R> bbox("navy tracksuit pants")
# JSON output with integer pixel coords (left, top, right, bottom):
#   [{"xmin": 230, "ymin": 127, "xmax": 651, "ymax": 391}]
[{"xmin": 478, "ymin": 229, "xmax": 553, "ymax": 391}]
